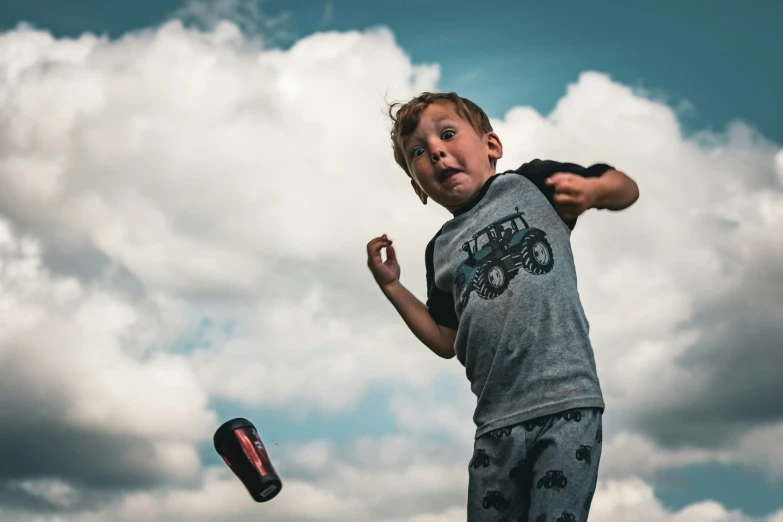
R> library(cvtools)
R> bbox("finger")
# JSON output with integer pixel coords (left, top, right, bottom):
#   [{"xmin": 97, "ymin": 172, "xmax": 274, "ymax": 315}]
[
  {"xmin": 385, "ymin": 244, "xmax": 397, "ymax": 263},
  {"xmin": 366, "ymin": 236, "xmax": 383, "ymax": 249},
  {"xmin": 367, "ymin": 239, "xmax": 381, "ymax": 259},
  {"xmin": 558, "ymin": 179, "xmax": 582, "ymax": 194},
  {"xmin": 367, "ymin": 235, "xmax": 389, "ymax": 253},
  {"xmin": 367, "ymin": 238, "xmax": 390, "ymax": 263},
  {"xmin": 368, "ymin": 249, "xmax": 383, "ymax": 267},
  {"xmin": 554, "ymin": 187, "xmax": 578, "ymax": 199},
  {"xmin": 372, "ymin": 240, "xmax": 392, "ymax": 257},
  {"xmin": 546, "ymin": 173, "xmax": 572, "ymax": 186},
  {"xmin": 554, "ymin": 193, "xmax": 578, "ymax": 205}
]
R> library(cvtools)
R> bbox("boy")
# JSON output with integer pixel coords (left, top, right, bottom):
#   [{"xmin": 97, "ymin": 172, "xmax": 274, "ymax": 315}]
[{"xmin": 366, "ymin": 92, "xmax": 638, "ymax": 521}]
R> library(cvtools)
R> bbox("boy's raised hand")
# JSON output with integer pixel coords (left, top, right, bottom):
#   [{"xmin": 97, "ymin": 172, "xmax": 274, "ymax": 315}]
[
  {"xmin": 367, "ymin": 234, "xmax": 401, "ymax": 289},
  {"xmin": 545, "ymin": 173, "xmax": 597, "ymax": 220}
]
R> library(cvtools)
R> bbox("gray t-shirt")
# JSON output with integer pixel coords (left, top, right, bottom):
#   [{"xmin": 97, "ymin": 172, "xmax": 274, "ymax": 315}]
[{"xmin": 425, "ymin": 159, "xmax": 611, "ymax": 438}]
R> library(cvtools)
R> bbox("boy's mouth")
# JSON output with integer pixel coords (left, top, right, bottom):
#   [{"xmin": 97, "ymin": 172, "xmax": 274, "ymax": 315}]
[{"xmin": 440, "ymin": 168, "xmax": 462, "ymax": 183}]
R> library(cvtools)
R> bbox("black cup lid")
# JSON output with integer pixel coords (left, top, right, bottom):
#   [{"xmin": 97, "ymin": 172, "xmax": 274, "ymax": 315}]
[{"xmin": 214, "ymin": 417, "xmax": 256, "ymax": 451}]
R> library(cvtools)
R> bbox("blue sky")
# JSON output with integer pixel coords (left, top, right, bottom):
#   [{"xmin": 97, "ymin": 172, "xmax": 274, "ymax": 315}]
[{"xmin": 1, "ymin": 1, "xmax": 780, "ymax": 519}]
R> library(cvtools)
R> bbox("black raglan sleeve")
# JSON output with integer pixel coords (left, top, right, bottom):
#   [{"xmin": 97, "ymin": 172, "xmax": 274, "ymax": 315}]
[
  {"xmin": 425, "ymin": 232, "xmax": 459, "ymax": 330},
  {"xmin": 511, "ymin": 159, "xmax": 614, "ymax": 230}
]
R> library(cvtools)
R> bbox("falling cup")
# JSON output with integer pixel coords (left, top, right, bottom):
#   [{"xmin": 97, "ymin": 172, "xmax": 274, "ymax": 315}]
[{"xmin": 213, "ymin": 418, "xmax": 282, "ymax": 502}]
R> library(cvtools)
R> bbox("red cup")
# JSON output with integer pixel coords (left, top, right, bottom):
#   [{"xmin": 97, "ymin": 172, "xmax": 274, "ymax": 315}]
[{"xmin": 213, "ymin": 418, "xmax": 282, "ymax": 502}]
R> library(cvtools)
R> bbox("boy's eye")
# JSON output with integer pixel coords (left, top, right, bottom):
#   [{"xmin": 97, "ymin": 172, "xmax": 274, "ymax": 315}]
[
  {"xmin": 412, "ymin": 147, "xmax": 425, "ymax": 158},
  {"xmin": 442, "ymin": 130, "xmax": 455, "ymax": 140}
]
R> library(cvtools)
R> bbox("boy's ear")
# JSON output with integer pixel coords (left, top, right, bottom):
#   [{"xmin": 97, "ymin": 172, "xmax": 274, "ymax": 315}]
[
  {"xmin": 486, "ymin": 131, "xmax": 503, "ymax": 162},
  {"xmin": 410, "ymin": 178, "xmax": 428, "ymax": 205}
]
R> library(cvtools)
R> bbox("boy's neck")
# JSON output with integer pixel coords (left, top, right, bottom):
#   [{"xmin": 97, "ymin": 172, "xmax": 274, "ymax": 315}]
[{"xmin": 449, "ymin": 171, "xmax": 498, "ymax": 216}]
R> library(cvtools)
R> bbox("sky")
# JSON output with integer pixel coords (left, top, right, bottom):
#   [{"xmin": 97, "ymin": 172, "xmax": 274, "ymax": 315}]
[{"xmin": 0, "ymin": 1, "xmax": 781, "ymax": 521}]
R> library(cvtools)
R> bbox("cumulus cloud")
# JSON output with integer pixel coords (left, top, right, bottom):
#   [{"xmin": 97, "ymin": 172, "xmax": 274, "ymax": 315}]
[
  {"xmin": 0, "ymin": 18, "xmax": 450, "ymax": 420},
  {"xmin": 0, "ymin": 218, "xmax": 215, "ymax": 495},
  {"xmin": 590, "ymin": 477, "xmax": 783, "ymax": 522},
  {"xmin": 0, "ymin": 20, "xmax": 440, "ymax": 296},
  {"xmin": 188, "ymin": 287, "xmax": 452, "ymax": 416},
  {"xmin": 0, "ymin": 19, "xmax": 454, "ymax": 518},
  {"xmin": 492, "ymin": 71, "xmax": 783, "ymax": 453},
  {"xmin": 0, "ymin": 13, "xmax": 782, "ymax": 522},
  {"xmin": 1, "ymin": 449, "xmax": 782, "ymax": 522},
  {"xmin": 0, "ymin": 436, "xmax": 468, "ymax": 522}
]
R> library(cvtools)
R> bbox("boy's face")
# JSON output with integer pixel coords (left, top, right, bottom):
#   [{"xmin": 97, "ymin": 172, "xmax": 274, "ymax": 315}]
[{"xmin": 401, "ymin": 102, "xmax": 502, "ymax": 212}]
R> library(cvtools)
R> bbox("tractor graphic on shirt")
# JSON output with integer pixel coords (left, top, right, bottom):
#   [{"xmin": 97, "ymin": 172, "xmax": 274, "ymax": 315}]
[{"xmin": 454, "ymin": 207, "xmax": 554, "ymax": 312}]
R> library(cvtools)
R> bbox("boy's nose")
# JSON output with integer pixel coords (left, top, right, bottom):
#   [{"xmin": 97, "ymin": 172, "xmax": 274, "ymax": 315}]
[{"xmin": 431, "ymin": 149, "xmax": 446, "ymax": 163}]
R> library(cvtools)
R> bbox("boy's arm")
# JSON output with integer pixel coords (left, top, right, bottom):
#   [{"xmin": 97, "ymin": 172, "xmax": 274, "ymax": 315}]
[
  {"xmin": 510, "ymin": 160, "xmax": 638, "ymax": 225},
  {"xmin": 585, "ymin": 169, "xmax": 639, "ymax": 211},
  {"xmin": 366, "ymin": 234, "xmax": 457, "ymax": 359},
  {"xmin": 382, "ymin": 281, "xmax": 457, "ymax": 359},
  {"xmin": 545, "ymin": 168, "xmax": 639, "ymax": 220}
]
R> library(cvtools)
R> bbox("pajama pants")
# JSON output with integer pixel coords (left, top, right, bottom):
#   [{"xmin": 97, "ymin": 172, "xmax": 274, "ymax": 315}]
[{"xmin": 467, "ymin": 407, "xmax": 603, "ymax": 522}]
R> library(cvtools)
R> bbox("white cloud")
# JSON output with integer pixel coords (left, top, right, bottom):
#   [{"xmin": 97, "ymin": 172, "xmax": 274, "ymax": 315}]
[
  {"xmin": 593, "ymin": 425, "xmax": 783, "ymax": 483},
  {"xmin": 0, "ymin": 436, "xmax": 466, "ymax": 522},
  {"xmin": 0, "ymin": 18, "xmax": 450, "ymax": 505},
  {"xmin": 493, "ymin": 71, "xmax": 783, "ymax": 449},
  {"xmin": 0, "ymin": 218, "xmax": 215, "ymax": 488},
  {"xmin": 0, "ymin": 20, "xmax": 440, "ymax": 297},
  {"xmin": 734, "ymin": 423, "xmax": 783, "ymax": 479},
  {"xmin": 590, "ymin": 477, "xmax": 775, "ymax": 522},
  {"xmin": 10, "ymin": 479, "xmax": 80, "ymax": 509},
  {"xmin": 600, "ymin": 431, "xmax": 730, "ymax": 479},
  {"xmin": 387, "ymin": 378, "xmax": 476, "ymax": 442},
  {"xmin": 188, "ymin": 286, "xmax": 452, "ymax": 417},
  {"xmin": 1, "ymin": 447, "xmax": 782, "ymax": 522},
  {"xmin": 0, "ymin": 16, "xmax": 782, "ymax": 522}
]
